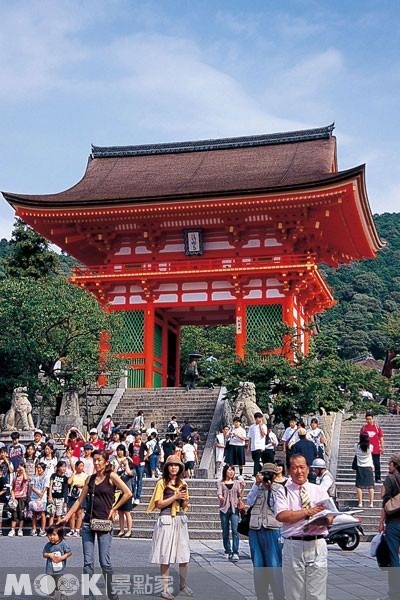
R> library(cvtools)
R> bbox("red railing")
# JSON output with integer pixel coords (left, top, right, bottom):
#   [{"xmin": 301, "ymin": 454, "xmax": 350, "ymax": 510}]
[{"xmin": 71, "ymin": 254, "xmax": 315, "ymax": 279}]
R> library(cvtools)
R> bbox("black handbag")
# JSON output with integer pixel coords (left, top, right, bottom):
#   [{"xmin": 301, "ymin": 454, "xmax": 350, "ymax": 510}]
[
  {"xmin": 376, "ymin": 534, "xmax": 391, "ymax": 569},
  {"xmin": 237, "ymin": 506, "xmax": 253, "ymax": 537},
  {"xmin": 351, "ymin": 455, "xmax": 357, "ymax": 471}
]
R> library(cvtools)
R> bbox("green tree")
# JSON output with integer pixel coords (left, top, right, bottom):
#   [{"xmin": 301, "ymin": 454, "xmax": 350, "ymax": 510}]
[
  {"xmin": 0, "ymin": 276, "xmax": 125, "ymax": 412},
  {"xmin": 5, "ymin": 218, "xmax": 60, "ymax": 279}
]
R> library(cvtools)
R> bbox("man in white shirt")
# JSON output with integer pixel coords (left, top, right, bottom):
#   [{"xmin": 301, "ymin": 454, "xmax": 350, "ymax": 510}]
[
  {"xmin": 274, "ymin": 454, "xmax": 335, "ymax": 600},
  {"xmin": 281, "ymin": 418, "xmax": 299, "ymax": 468},
  {"xmin": 248, "ymin": 412, "xmax": 267, "ymax": 477},
  {"xmin": 215, "ymin": 426, "xmax": 230, "ymax": 478},
  {"xmin": 262, "ymin": 423, "xmax": 279, "ymax": 464}
]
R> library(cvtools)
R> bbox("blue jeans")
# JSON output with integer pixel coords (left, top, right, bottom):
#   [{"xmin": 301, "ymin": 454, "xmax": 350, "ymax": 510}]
[
  {"xmin": 249, "ymin": 528, "xmax": 284, "ymax": 600},
  {"xmin": 149, "ymin": 453, "xmax": 159, "ymax": 474},
  {"xmin": 386, "ymin": 519, "xmax": 400, "ymax": 599},
  {"xmin": 219, "ymin": 508, "xmax": 239, "ymax": 555},
  {"xmin": 82, "ymin": 522, "xmax": 115, "ymax": 600},
  {"xmin": 133, "ymin": 464, "xmax": 144, "ymax": 500}
]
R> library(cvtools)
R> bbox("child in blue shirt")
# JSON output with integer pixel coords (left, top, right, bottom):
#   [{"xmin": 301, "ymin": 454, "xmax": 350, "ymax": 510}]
[{"xmin": 42, "ymin": 526, "xmax": 72, "ymax": 597}]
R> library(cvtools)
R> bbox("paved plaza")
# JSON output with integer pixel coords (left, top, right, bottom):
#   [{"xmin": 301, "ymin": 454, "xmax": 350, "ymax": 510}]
[{"xmin": 0, "ymin": 537, "xmax": 388, "ymax": 600}]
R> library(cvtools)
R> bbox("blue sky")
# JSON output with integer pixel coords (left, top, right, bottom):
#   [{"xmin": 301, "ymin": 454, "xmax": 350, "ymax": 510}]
[{"xmin": 1, "ymin": 0, "xmax": 399, "ymax": 240}]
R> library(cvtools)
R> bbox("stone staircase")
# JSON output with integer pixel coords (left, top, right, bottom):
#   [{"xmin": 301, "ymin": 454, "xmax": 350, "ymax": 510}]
[
  {"xmin": 111, "ymin": 387, "xmax": 221, "ymax": 461},
  {"xmin": 336, "ymin": 413, "xmax": 400, "ymax": 539},
  {"xmin": 129, "ymin": 478, "xmax": 222, "ymax": 539},
  {"xmin": 105, "ymin": 387, "xmax": 224, "ymax": 539}
]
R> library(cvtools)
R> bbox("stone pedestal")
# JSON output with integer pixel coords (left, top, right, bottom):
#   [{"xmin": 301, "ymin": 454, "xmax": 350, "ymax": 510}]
[
  {"xmin": 51, "ymin": 390, "xmax": 86, "ymax": 435},
  {"xmin": 0, "ymin": 431, "xmax": 35, "ymax": 445}
]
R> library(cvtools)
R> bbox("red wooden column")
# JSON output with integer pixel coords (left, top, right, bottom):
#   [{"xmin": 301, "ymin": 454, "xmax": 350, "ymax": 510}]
[
  {"xmin": 235, "ymin": 298, "xmax": 246, "ymax": 359},
  {"xmin": 162, "ymin": 313, "xmax": 168, "ymax": 387},
  {"xmin": 144, "ymin": 303, "xmax": 155, "ymax": 388},
  {"xmin": 98, "ymin": 331, "xmax": 110, "ymax": 387}
]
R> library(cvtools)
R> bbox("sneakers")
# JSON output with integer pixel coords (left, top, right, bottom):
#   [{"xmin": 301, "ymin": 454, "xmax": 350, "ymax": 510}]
[
  {"xmin": 39, "ymin": 529, "xmax": 47, "ymax": 537},
  {"xmin": 8, "ymin": 529, "xmax": 15, "ymax": 537},
  {"xmin": 30, "ymin": 529, "xmax": 38, "ymax": 536},
  {"xmin": 66, "ymin": 530, "xmax": 75, "ymax": 537},
  {"xmin": 17, "ymin": 529, "xmax": 23, "ymax": 537},
  {"xmin": 226, "ymin": 553, "xmax": 232, "ymax": 560},
  {"xmin": 73, "ymin": 530, "xmax": 80, "ymax": 537},
  {"xmin": 133, "ymin": 499, "xmax": 141, "ymax": 505},
  {"xmin": 231, "ymin": 553, "xmax": 239, "ymax": 562}
]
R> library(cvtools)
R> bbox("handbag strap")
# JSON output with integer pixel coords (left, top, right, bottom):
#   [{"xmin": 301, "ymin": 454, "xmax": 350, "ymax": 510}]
[{"xmin": 89, "ymin": 475, "xmax": 96, "ymax": 521}]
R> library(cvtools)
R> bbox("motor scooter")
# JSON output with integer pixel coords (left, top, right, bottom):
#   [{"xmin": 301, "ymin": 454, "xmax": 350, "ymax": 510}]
[{"xmin": 326, "ymin": 509, "xmax": 364, "ymax": 551}]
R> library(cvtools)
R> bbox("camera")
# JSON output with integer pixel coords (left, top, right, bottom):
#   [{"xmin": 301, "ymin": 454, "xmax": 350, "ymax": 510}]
[{"xmin": 262, "ymin": 472, "xmax": 274, "ymax": 484}]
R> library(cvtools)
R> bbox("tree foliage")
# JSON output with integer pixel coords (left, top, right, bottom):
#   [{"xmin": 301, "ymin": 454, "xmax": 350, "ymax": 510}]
[
  {"xmin": 5, "ymin": 218, "xmax": 60, "ymax": 279},
  {"xmin": 0, "ymin": 219, "xmax": 125, "ymax": 412},
  {"xmin": 0, "ymin": 276, "xmax": 124, "ymax": 410},
  {"xmin": 318, "ymin": 212, "xmax": 400, "ymax": 359}
]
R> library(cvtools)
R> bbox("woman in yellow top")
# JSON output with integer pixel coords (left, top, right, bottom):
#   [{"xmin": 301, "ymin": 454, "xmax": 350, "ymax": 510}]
[{"xmin": 147, "ymin": 455, "xmax": 193, "ymax": 600}]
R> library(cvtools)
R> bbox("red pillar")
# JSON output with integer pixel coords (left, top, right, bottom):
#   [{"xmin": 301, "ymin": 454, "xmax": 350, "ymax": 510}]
[
  {"xmin": 235, "ymin": 298, "xmax": 246, "ymax": 359},
  {"xmin": 162, "ymin": 313, "xmax": 168, "ymax": 387},
  {"xmin": 144, "ymin": 303, "xmax": 155, "ymax": 388}
]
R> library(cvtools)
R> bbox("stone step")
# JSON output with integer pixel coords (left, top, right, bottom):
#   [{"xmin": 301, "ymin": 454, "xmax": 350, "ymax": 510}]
[{"xmin": 131, "ymin": 516, "xmax": 220, "ymax": 530}]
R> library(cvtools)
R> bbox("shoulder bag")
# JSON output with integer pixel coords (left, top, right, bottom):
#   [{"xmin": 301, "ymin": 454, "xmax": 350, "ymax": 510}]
[
  {"xmin": 89, "ymin": 477, "xmax": 113, "ymax": 532},
  {"xmin": 237, "ymin": 505, "xmax": 252, "ymax": 537},
  {"xmin": 351, "ymin": 455, "xmax": 357, "ymax": 470},
  {"xmin": 384, "ymin": 476, "xmax": 400, "ymax": 516}
]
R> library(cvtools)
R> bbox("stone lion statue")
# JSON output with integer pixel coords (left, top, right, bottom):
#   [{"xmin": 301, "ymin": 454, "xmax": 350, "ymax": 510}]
[
  {"xmin": 233, "ymin": 381, "xmax": 264, "ymax": 426},
  {"xmin": 0, "ymin": 386, "xmax": 35, "ymax": 432}
]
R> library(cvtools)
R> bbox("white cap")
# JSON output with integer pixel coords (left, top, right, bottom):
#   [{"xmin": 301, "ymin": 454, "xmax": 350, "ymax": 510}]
[
  {"xmin": 89, "ymin": 428, "xmax": 98, "ymax": 434},
  {"xmin": 34, "ymin": 429, "xmax": 43, "ymax": 435}
]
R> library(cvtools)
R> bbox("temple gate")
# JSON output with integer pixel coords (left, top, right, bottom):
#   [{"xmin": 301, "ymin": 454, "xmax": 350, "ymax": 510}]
[{"xmin": 2, "ymin": 125, "xmax": 382, "ymax": 387}]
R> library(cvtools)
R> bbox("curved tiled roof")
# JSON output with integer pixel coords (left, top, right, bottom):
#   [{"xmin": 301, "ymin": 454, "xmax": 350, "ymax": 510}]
[{"xmin": 3, "ymin": 125, "xmax": 338, "ymax": 208}]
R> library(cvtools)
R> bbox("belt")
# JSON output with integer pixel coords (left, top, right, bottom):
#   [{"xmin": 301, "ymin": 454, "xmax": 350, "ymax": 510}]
[{"xmin": 286, "ymin": 535, "xmax": 325, "ymax": 541}]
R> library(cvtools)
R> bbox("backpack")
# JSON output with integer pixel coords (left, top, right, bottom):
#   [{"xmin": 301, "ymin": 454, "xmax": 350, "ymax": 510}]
[
  {"xmin": 153, "ymin": 442, "xmax": 161, "ymax": 455},
  {"xmin": 167, "ymin": 422, "xmax": 175, "ymax": 433}
]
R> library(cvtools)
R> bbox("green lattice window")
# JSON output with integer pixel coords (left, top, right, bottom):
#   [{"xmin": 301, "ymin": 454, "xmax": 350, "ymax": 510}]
[
  {"xmin": 154, "ymin": 324, "xmax": 162, "ymax": 358},
  {"xmin": 153, "ymin": 372, "xmax": 162, "ymax": 388},
  {"xmin": 118, "ymin": 310, "xmax": 144, "ymax": 353},
  {"xmin": 247, "ymin": 304, "xmax": 283, "ymax": 350},
  {"xmin": 128, "ymin": 366, "xmax": 144, "ymax": 388}
]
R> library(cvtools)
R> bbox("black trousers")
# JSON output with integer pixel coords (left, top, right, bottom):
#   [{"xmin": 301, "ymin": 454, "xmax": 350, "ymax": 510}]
[
  {"xmin": 251, "ymin": 450, "xmax": 263, "ymax": 476},
  {"xmin": 262, "ymin": 449, "xmax": 275, "ymax": 465},
  {"xmin": 372, "ymin": 453, "xmax": 381, "ymax": 482}
]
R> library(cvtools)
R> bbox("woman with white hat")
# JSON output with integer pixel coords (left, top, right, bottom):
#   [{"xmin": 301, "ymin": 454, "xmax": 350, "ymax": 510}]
[{"xmin": 147, "ymin": 455, "xmax": 193, "ymax": 600}]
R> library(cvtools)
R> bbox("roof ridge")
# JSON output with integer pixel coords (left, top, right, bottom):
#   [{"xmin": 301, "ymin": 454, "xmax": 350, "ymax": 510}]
[{"xmin": 91, "ymin": 124, "xmax": 335, "ymax": 159}]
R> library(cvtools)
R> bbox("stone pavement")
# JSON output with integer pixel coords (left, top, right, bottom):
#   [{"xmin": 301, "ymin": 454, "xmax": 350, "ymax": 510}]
[
  {"xmin": 190, "ymin": 539, "xmax": 387, "ymax": 600},
  {"xmin": 0, "ymin": 537, "xmax": 389, "ymax": 600}
]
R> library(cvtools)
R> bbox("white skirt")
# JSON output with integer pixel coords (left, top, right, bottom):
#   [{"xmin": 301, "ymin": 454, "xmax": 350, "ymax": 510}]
[{"xmin": 149, "ymin": 513, "xmax": 191, "ymax": 565}]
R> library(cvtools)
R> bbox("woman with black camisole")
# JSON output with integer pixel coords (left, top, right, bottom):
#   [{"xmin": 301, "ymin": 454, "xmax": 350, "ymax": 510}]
[{"xmin": 63, "ymin": 449, "xmax": 132, "ymax": 600}]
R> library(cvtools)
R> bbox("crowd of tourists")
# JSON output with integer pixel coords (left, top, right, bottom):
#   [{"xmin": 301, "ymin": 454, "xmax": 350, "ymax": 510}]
[
  {"xmin": 0, "ymin": 413, "xmax": 200, "ymax": 539},
  {"xmin": 1, "ymin": 408, "xmax": 400, "ymax": 600}
]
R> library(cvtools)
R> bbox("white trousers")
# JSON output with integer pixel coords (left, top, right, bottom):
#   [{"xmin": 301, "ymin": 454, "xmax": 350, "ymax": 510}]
[{"xmin": 282, "ymin": 538, "xmax": 328, "ymax": 600}]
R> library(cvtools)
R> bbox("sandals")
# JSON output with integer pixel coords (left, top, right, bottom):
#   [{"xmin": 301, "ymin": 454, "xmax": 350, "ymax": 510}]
[
  {"xmin": 179, "ymin": 586, "xmax": 194, "ymax": 597},
  {"xmin": 160, "ymin": 592, "xmax": 175, "ymax": 600},
  {"xmin": 117, "ymin": 531, "xmax": 125, "ymax": 537},
  {"xmin": 123, "ymin": 531, "xmax": 132, "ymax": 538}
]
